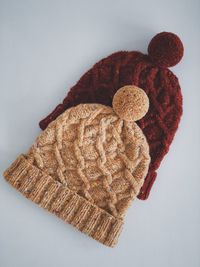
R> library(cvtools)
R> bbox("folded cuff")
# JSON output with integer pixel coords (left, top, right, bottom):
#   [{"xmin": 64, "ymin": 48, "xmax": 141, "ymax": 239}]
[{"xmin": 3, "ymin": 155, "xmax": 123, "ymax": 247}]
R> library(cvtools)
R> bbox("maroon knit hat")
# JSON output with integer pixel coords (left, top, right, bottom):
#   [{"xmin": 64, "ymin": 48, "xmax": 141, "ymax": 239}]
[{"xmin": 39, "ymin": 32, "xmax": 184, "ymax": 200}]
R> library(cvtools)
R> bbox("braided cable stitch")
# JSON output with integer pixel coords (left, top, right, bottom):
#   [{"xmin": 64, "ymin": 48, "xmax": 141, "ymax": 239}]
[{"xmin": 30, "ymin": 104, "xmax": 150, "ymax": 218}]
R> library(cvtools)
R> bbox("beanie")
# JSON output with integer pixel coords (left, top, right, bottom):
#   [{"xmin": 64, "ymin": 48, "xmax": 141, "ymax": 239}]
[
  {"xmin": 4, "ymin": 86, "xmax": 150, "ymax": 247},
  {"xmin": 39, "ymin": 32, "xmax": 184, "ymax": 200}
]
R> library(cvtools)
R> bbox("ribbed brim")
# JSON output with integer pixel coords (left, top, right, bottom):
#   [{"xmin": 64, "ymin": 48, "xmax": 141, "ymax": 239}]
[{"xmin": 3, "ymin": 155, "xmax": 123, "ymax": 247}]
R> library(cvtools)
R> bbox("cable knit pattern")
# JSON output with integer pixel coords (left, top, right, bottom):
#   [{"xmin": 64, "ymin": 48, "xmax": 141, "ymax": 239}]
[{"xmin": 28, "ymin": 103, "xmax": 150, "ymax": 218}]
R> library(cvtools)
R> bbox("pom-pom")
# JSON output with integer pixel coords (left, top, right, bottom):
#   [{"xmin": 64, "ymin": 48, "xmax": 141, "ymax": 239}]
[
  {"xmin": 112, "ymin": 85, "xmax": 149, "ymax": 122},
  {"xmin": 148, "ymin": 32, "xmax": 184, "ymax": 68}
]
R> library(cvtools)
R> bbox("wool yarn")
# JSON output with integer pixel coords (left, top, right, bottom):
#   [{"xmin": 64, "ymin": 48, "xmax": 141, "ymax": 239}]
[{"xmin": 39, "ymin": 32, "xmax": 183, "ymax": 200}]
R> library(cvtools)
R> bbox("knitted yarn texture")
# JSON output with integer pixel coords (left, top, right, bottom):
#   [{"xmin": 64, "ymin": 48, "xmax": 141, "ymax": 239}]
[{"xmin": 39, "ymin": 32, "xmax": 183, "ymax": 200}]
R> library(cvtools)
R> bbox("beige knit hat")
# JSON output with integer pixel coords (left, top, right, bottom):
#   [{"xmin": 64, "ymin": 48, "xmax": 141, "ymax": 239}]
[{"xmin": 4, "ymin": 85, "xmax": 150, "ymax": 247}]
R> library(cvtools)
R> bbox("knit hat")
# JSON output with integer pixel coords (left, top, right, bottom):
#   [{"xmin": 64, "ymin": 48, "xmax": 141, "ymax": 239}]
[
  {"xmin": 4, "ymin": 86, "xmax": 150, "ymax": 247},
  {"xmin": 39, "ymin": 32, "xmax": 184, "ymax": 200}
]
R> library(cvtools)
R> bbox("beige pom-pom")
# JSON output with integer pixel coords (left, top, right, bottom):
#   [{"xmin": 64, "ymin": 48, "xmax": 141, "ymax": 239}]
[{"xmin": 112, "ymin": 85, "xmax": 149, "ymax": 122}]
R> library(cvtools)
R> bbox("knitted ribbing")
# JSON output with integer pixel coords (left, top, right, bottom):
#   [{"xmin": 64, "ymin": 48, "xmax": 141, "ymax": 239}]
[{"xmin": 4, "ymin": 155, "xmax": 123, "ymax": 247}]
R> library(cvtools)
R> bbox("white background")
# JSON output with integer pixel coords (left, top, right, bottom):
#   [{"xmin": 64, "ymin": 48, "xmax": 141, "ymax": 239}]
[{"xmin": 0, "ymin": 0, "xmax": 200, "ymax": 266}]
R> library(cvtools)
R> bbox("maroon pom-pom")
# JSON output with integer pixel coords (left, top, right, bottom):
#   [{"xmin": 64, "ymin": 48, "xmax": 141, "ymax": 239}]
[{"xmin": 148, "ymin": 32, "xmax": 184, "ymax": 68}]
